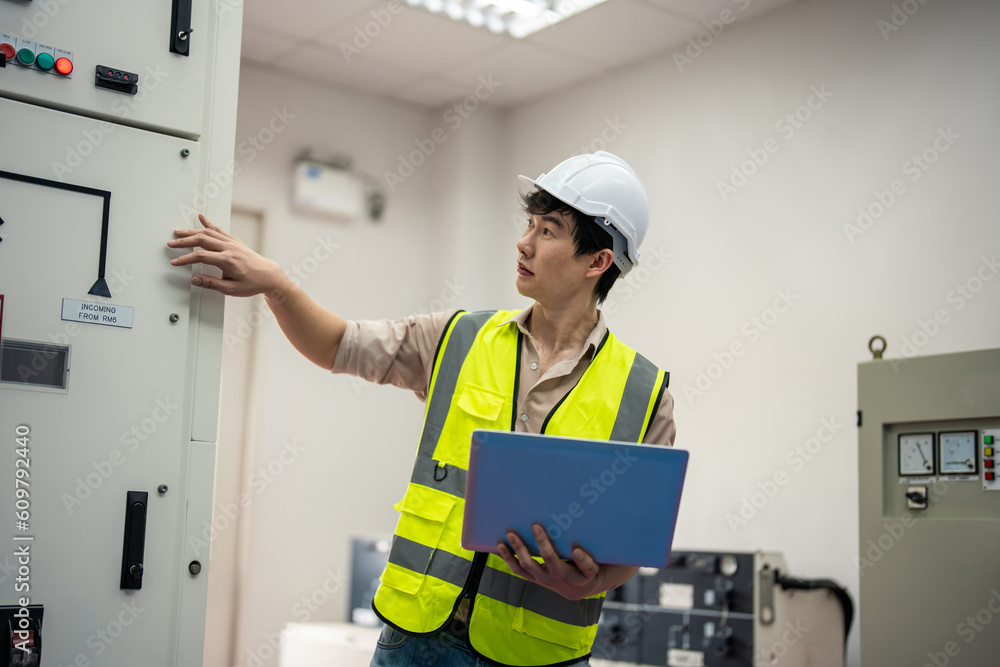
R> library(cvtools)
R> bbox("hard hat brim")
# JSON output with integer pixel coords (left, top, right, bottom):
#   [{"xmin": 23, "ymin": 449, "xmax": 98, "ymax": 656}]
[{"xmin": 517, "ymin": 174, "xmax": 540, "ymax": 192}]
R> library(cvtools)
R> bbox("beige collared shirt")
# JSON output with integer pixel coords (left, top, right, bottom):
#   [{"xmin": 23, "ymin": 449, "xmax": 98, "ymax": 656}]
[{"xmin": 332, "ymin": 305, "xmax": 676, "ymax": 446}]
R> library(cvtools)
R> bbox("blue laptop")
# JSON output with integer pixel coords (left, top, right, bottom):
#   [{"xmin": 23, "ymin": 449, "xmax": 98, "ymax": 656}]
[{"xmin": 462, "ymin": 429, "xmax": 688, "ymax": 568}]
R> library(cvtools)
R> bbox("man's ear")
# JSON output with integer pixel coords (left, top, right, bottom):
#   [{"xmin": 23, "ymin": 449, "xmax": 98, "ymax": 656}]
[{"xmin": 585, "ymin": 249, "xmax": 615, "ymax": 278}]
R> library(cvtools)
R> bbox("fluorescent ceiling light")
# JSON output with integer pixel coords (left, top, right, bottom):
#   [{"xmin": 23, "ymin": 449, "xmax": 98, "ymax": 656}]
[{"xmin": 408, "ymin": 0, "xmax": 608, "ymax": 38}]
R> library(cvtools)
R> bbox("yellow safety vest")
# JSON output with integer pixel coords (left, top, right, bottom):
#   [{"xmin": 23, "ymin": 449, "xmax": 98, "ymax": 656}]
[{"xmin": 373, "ymin": 309, "xmax": 668, "ymax": 666}]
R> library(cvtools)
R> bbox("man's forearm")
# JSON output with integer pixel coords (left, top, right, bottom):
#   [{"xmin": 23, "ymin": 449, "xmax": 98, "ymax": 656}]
[{"xmin": 265, "ymin": 277, "xmax": 347, "ymax": 370}]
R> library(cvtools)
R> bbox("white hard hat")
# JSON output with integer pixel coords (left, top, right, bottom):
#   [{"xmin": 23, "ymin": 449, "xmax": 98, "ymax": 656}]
[{"xmin": 518, "ymin": 151, "xmax": 650, "ymax": 277}]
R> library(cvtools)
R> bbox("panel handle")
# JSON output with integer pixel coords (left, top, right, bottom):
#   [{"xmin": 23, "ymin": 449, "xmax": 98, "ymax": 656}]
[
  {"xmin": 169, "ymin": 0, "xmax": 193, "ymax": 56},
  {"xmin": 120, "ymin": 491, "xmax": 148, "ymax": 589}
]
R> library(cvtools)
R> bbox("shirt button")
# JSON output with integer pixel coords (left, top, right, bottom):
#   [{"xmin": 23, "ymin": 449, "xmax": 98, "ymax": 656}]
[
  {"xmin": 520, "ymin": 414, "xmax": 528, "ymax": 423},
  {"xmin": 530, "ymin": 362, "xmax": 538, "ymax": 371}
]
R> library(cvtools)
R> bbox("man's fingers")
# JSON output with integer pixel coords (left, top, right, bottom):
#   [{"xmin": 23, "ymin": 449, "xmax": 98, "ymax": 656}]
[
  {"xmin": 571, "ymin": 547, "xmax": 599, "ymax": 580},
  {"xmin": 168, "ymin": 233, "xmax": 228, "ymax": 252},
  {"xmin": 496, "ymin": 543, "xmax": 534, "ymax": 582},
  {"xmin": 532, "ymin": 524, "xmax": 564, "ymax": 561},
  {"xmin": 532, "ymin": 524, "xmax": 574, "ymax": 579},
  {"xmin": 198, "ymin": 213, "xmax": 223, "ymax": 232},
  {"xmin": 169, "ymin": 248, "xmax": 230, "ymax": 270},
  {"xmin": 506, "ymin": 532, "xmax": 547, "ymax": 581},
  {"xmin": 191, "ymin": 275, "xmax": 233, "ymax": 295}
]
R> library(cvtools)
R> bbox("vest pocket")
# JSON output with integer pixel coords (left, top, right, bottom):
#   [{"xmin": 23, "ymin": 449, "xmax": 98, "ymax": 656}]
[
  {"xmin": 393, "ymin": 484, "xmax": 459, "ymax": 556},
  {"xmin": 510, "ymin": 595, "xmax": 595, "ymax": 652},
  {"xmin": 382, "ymin": 484, "xmax": 460, "ymax": 595},
  {"xmin": 434, "ymin": 384, "xmax": 508, "ymax": 468},
  {"xmin": 456, "ymin": 383, "xmax": 506, "ymax": 421}
]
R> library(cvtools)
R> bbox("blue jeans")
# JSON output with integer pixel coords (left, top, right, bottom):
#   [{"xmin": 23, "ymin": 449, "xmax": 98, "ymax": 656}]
[{"xmin": 370, "ymin": 625, "xmax": 590, "ymax": 667}]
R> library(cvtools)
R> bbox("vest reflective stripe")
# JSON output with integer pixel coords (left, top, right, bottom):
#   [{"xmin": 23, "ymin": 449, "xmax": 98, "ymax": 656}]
[
  {"xmin": 388, "ymin": 535, "xmax": 470, "ymax": 589},
  {"xmin": 410, "ymin": 458, "xmax": 468, "ymax": 498},
  {"xmin": 375, "ymin": 309, "xmax": 666, "ymax": 666},
  {"xmin": 414, "ymin": 310, "xmax": 497, "ymax": 465},
  {"xmin": 609, "ymin": 353, "xmax": 661, "ymax": 442},
  {"xmin": 478, "ymin": 565, "xmax": 603, "ymax": 627}
]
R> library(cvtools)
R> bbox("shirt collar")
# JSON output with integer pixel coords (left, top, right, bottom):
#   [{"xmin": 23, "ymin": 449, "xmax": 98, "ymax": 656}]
[{"xmin": 498, "ymin": 304, "xmax": 608, "ymax": 361}]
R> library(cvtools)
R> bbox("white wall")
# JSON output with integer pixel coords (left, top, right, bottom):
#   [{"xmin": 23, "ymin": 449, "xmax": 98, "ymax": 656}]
[
  {"xmin": 217, "ymin": 0, "xmax": 1000, "ymax": 665},
  {"xmin": 221, "ymin": 65, "xmax": 457, "ymax": 667},
  {"xmin": 503, "ymin": 0, "xmax": 1000, "ymax": 665}
]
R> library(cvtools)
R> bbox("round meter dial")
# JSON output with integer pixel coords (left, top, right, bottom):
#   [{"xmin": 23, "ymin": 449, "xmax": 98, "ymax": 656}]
[
  {"xmin": 899, "ymin": 433, "xmax": 935, "ymax": 476},
  {"xmin": 939, "ymin": 431, "xmax": 978, "ymax": 475}
]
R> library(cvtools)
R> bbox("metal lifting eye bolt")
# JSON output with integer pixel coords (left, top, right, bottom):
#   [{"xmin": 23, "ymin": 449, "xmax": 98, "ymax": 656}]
[{"xmin": 868, "ymin": 335, "xmax": 886, "ymax": 360}]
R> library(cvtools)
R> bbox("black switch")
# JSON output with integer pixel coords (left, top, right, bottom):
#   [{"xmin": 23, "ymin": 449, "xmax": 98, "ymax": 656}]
[{"xmin": 95, "ymin": 65, "xmax": 138, "ymax": 95}]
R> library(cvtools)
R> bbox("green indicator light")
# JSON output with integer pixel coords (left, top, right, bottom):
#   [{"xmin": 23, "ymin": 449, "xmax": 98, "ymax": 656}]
[
  {"xmin": 17, "ymin": 47, "xmax": 35, "ymax": 65},
  {"xmin": 986, "ymin": 435, "xmax": 995, "ymax": 445},
  {"xmin": 36, "ymin": 52, "xmax": 55, "ymax": 71}
]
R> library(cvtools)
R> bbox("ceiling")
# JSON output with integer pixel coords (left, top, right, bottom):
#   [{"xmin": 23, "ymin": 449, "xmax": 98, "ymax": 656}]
[{"xmin": 241, "ymin": 0, "xmax": 802, "ymax": 110}]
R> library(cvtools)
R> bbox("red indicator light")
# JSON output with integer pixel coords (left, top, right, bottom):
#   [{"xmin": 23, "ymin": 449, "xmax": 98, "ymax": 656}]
[
  {"xmin": 987, "ymin": 472, "xmax": 996, "ymax": 482},
  {"xmin": 0, "ymin": 43, "xmax": 15, "ymax": 59},
  {"xmin": 55, "ymin": 57, "xmax": 73, "ymax": 75},
  {"xmin": 986, "ymin": 460, "xmax": 995, "ymax": 469}
]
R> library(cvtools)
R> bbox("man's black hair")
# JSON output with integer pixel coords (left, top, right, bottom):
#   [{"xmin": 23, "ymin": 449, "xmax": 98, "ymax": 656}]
[{"xmin": 519, "ymin": 188, "xmax": 620, "ymax": 304}]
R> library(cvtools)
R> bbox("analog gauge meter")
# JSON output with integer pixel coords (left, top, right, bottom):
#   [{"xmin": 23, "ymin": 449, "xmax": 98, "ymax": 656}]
[
  {"xmin": 938, "ymin": 431, "xmax": 978, "ymax": 475},
  {"xmin": 898, "ymin": 433, "xmax": 935, "ymax": 476}
]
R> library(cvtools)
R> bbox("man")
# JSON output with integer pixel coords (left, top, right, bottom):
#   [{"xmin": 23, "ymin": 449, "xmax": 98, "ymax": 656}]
[{"xmin": 168, "ymin": 151, "xmax": 675, "ymax": 666}]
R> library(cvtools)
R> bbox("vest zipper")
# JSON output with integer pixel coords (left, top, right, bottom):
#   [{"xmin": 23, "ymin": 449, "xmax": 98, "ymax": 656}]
[{"xmin": 461, "ymin": 551, "xmax": 488, "ymax": 602}]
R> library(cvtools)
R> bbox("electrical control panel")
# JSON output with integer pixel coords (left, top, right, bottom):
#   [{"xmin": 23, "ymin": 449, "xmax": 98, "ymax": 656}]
[
  {"xmin": 0, "ymin": 0, "xmax": 215, "ymax": 137},
  {"xmin": 594, "ymin": 551, "xmax": 848, "ymax": 667},
  {"xmin": 858, "ymin": 348, "xmax": 1000, "ymax": 666},
  {"xmin": 0, "ymin": 0, "xmax": 242, "ymax": 665}
]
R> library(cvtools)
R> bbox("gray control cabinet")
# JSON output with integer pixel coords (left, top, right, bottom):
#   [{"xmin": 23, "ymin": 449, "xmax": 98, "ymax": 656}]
[
  {"xmin": 1, "ymin": 0, "xmax": 242, "ymax": 664},
  {"xmin": 858, "ymin": 348, "xmax": 1000, "ymax": 666}
]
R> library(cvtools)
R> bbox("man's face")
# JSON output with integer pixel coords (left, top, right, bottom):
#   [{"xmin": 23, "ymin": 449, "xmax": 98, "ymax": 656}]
[{"xmin": 515, "ymin": 210, "xmax": 598, "ymax": 304}]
